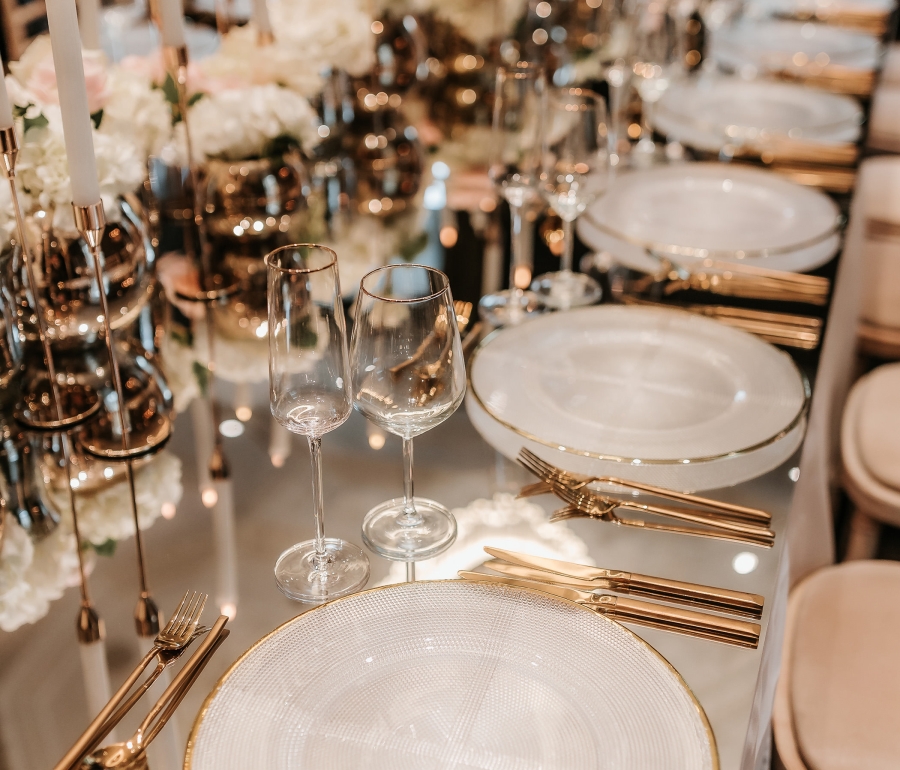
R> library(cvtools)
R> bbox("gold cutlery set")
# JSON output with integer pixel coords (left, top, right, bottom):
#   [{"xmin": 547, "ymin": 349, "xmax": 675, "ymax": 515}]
[
  {"xmin": 517, "ymin": 448, "xmax": 776, "ymax": 548},
  {"xmin": 608, "ymin": 252, "xmax": 830, "ymax": 349},
  {"xmin": 459, "ymin": 547, "xmax": 763, "ymax": 648},
  {"xmin": 55, "ymin": 592, "xmax": 229, "ymax": 770}
]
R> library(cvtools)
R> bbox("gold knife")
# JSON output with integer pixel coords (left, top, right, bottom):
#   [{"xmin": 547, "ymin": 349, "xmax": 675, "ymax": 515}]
[
  {"xmin": 459, "ymin": 571, "xmax": 760, "ymax": 648},
  {"xmin": 484, "ymin": 548, "xmax": 764, "ymax": 619}
]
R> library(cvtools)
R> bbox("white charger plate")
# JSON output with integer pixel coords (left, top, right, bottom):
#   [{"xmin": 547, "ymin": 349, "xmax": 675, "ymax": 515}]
[
  {"xmin": 577, "ymin": 162, "xmax": 842, "ymax": 272},
  {"xmin": 711, "ymin": 20, "xmax": 880, "ymax": 75},
  {"xmin": 466, "ymin": 306, "xmax": 808, "ymax": 491},
  {"xmin": 186, "ymin": 581, "xmax": 718, "ymax": 770},
  {"xmin": 651, "ymin": 77, "xmax": 863, "ymax": 153}
]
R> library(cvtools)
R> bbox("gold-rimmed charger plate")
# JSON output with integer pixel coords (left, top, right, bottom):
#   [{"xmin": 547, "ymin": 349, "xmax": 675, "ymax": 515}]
[{"xmin": 186, "ymin": 581, "xmax": 718, "ymax": 770}]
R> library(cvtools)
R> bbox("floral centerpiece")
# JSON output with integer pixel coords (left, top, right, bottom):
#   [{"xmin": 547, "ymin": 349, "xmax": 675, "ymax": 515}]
[{"xmin": 0, "ymin": 35, "xmax": 172, "ymax": 238}]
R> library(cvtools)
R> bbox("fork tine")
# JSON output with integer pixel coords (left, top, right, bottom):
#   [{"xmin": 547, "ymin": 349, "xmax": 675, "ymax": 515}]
[
  {"xmin": 548, "ymin": 506, "xmax": 584, "ymax": 522},
  {"xmin": 189, "ymin": 593, "xmax": 208, "ymax": 631},
  {"xmin": 162, "ymin": 591, "xmax": 191, "ymax": 635},
  {"xmin": 519, "ymin": 449, "xmax": 558, "ymax": 476},
  {"xmin": 174, "ymin": 592, "xmax": 201, "ymax": 637},
  {"xmin": 517, "ymin": 480, "xmax": 552, "ymax": 498}
]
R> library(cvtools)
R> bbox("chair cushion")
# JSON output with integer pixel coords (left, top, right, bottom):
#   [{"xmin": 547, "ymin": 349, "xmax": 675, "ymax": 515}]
[
  {"xmin": 856, "ymin": 364, "xmax": 900, "ymax": 491},
  {"xmin": 791, "ymin": 561, "xmax": 900, "ymax": 770}
]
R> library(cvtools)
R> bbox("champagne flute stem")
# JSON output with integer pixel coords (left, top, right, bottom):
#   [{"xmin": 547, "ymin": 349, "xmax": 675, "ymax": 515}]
[
  {"xmin": 400, "ymin": 437, "xmax": 421, "ymax": 526},
  {"xmin": 509, "ymin": 204, "xmax": 524, "ymax": 294},
  {"xmin": 561, "ymin": 218, "xmax": 575, "ymax": 273},
  {"xmin": 406, "ymin": 562, "xmax": 416, "ymax": 583},
  {"xmin": 607, "ymin": 72, "xmax": 624, "ymax": 157},
  {"xmin": 307, "ymin": 436, "xmax": 328, "ymax": 571}
]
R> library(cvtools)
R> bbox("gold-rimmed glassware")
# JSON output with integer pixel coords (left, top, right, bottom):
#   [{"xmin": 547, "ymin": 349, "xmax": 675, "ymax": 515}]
[
  {"xmin": 350, "ymin": 264, "xmax": 465, "ymax": 568},
  {"xmin": 533, "ymin": 87, "xmax": 609, "ymax": 309},
  {"xmin": 480, "ymin": 62, "xmax": 546, "ymax": 327},
  {"xmin": 266, "ymin": 244, "xmax": 370, "ymax": 603}
]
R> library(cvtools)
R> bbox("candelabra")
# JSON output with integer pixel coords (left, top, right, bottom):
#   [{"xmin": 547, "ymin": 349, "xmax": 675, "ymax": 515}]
[
  {"xmin": 73, "ymin": 200, "xmax": 162, "ymax": 638},
  {"xmin": 1, "ymin": 124, "xmax": 114, "ymax": 713}
]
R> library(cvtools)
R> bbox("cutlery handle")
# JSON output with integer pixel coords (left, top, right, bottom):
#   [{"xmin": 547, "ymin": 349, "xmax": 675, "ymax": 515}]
[
  {"xmin": 616, "ymin": 500, "xmax": 776, "ymax": 542},
  {"xmin": 594, "ymin": 596, "xmax": 761, "ymax": 648},
  {"xmin": 623, "ymin": 574, "xmax": 764, "ymax": 619},
  {"xmin": 601, "ymin": 477, "xmax": 772, "ymax": 524},
  {"xmin": 54, "ymin": 647, "xmax": 159, "ymax": 770},
  {"xmin": 614, "ymin": 515, "xmax": 775, "ymax": 548},
  {"xmin": 141, "ymin": 630, "xmax": 230, "ymax": 748}
]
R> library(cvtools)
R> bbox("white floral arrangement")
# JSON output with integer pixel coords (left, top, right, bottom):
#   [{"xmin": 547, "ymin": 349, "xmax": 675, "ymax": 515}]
[
  {"xmin": 377, "ymin": 0, "xmax": 529, "ymax": 47},
  {"xmin": 0, "ymin": 36, "xmax": 172, "ymax": 237},
  {"xmin": 182, "ymin": 84, "xmax": 322, "ymax": 162},
  {"xmin": 0, "ymin": 451, "xmax": 182, "ymax": 632},
  {"xmin": 199, "ymin": 0, "xmax": 376, "ymax": 98}
]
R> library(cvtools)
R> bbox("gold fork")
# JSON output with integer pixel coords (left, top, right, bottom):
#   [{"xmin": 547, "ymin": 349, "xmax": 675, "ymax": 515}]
[
  {"xmin": 518, "ymin": 448, "xmax": 772, "ymax": 525},
  {"xmin": 549, "ymin": 485, "xmax": 775, "ymax": 547},
  {"xmin": 55, "ymin": 591, "xmax": 208, "ymax": 770}
]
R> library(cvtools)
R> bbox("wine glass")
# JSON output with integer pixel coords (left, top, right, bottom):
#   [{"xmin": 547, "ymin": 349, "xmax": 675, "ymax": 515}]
[
  {"xmin": 632, "ymin": 0, "xmax": 685, "ymax": 156},
  {"xmin": 532, "ymin": 88, "xmax": 610, "ymax": 310},
  {"xmin": 480, "ymin": 62, "xmax": 546, "ymax": 327},
  {"xmin": 351, "ymin": 265, "xmax": 465, "ymax": 572},
  {"xmin": 267, "ymin": 244, "xmax": 370, "ymax": 603}
]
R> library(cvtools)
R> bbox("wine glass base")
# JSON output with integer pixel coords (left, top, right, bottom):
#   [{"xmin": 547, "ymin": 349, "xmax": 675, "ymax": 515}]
[
  {"xmin": 531, "ymin": 271, "xmax": 602, "ymax": 309},
  {"xmin": 274, "ymin": 538, "xmax": 370, "ymax": 603},
  {"xmin": 362, "ymin": 497, "xmax": 458, "ymax": 562},
  {"xmin": 478, "ymin": 290, "xmax": 545, "ymax": 327}
]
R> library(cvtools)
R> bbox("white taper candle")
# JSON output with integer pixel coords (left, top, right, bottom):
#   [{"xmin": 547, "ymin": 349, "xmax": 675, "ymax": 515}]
[
  {"xmin": 78, "ymin": 0, "xmax": 102, "ymax": 50},
  {"xmin": 252, "ymin": 0, "xmax": 272, "ymax": 36},
  {"xmin": 0, "ymin": 61, "xmax": 14, "ymax": 129},
  {"xmin": 157, "ymin": 0, "xmax": 187, "ymax": 48},
  {"xmin": 45, "ymin": 0, "xmax": 101, "ymax": 207}
]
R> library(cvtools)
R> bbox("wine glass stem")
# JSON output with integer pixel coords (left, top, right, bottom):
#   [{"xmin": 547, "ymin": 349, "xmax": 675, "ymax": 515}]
[
  {"xmin": 509, "ymin": 204, "xmax": 524, "ymax": 296},
  {"xmin": 307, "ymin": 435, "xmax": 329, "ymax": 571},
  {"xmin": 561, "ymin": 218, "xmax": 575, "ymax": 273},
  {"xmin": 400, "ymin": 437, "xmax": 422, "ymax": 527},
  {"xmin": 406, "ymin": 562, "xmax": 416, "ymax": 583}
]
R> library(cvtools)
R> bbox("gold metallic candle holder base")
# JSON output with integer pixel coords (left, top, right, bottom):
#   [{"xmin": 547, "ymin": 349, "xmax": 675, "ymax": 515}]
[{"xmin": 74, "ymin": 200, "xmax": 160, "ymax": 638}]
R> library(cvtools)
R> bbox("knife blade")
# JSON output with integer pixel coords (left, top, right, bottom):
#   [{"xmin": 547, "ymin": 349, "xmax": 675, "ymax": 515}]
[{"xmin": 484, "ymin": 548, "xmax": 764, "ymax": 619}]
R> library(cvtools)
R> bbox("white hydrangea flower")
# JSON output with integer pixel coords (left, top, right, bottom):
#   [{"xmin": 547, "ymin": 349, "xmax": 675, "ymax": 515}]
[
  {"xmin": 187, "ymin": 85, "xmax": 321, "ymax": 161},
  {"xmin": 101, "ymin": 68, "xmax": 174, "ymax": 158},
  {"xmin": 47, "ymin": 451, "xmax": 183, "ymax": 546},
  {"xmin": 0, "ymin": 515, "xmax": 81, "ymax": 632}
]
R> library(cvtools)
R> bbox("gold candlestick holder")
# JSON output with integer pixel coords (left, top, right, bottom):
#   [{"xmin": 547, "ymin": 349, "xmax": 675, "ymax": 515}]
[
  {"xmin": 0, "ymin": 126, "xmax": 105, "ymax": 644},
  {"xmin": 73, "ymin": 200, "xmax": 160, "ymax": 638},
  {"xmin": 258, "ymin": 29, "xmax": 275, "ymax": 46},
  {"xmin": 164, "ymin": 44, "xmax": 235, "ymax": 489}
]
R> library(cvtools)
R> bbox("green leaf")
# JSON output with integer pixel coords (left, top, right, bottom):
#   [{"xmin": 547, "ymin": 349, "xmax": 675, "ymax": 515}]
[
  {"xmin": 170, "ymin": 327, "xmax": 193, "ymax": 347},
  {"xmin": 14, "ymin": 103, "xmax": 49, "ymax": 133},
  {"xmin": 90, "ymin": 539, "xmax": 117, "ymax": 557},
  {"xmin": 263, "ymin": 133, "xmax": 301, "ymax": 160},
  {"xmin": 187, "ymin": 92, "xmax": 204, "ymax": 107},
  {"xmin": 90, "ymin": 109, "xmax": 103, "ymax": 129},
  {"xmin": 162, "ymin": 73, "xmax": 180, "ymax": 106},
  {"xmin": 192, "ymin": 361, "xmax": 209, "ymax": 397}
]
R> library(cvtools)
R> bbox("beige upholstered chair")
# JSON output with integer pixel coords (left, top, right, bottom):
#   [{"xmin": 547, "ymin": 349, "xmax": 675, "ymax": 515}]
[
  {"xmin": 773, "ymin": 560, "xmax": 900, "ymax": 770},
  {"xmin": 840, "ymin": 364, "xmax": 900, "ymax": 559},
  {"xmin": 854, "ymin": 159, "xmax": 900, "ymax": 359}
]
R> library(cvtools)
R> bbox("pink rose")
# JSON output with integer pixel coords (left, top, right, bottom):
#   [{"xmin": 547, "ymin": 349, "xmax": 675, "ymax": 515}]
[
  {"xmin": 28, "ymin": 49, "xmax": 109, "ymax": 113},
  {"xmin": 120, "ymin": 52, "xmax": 167, "ymax": 86}
]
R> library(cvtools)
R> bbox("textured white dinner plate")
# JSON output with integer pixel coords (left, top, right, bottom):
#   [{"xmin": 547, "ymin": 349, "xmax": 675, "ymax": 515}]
[
  {"xmin": 579, "ymin": 162, "xmax": 841, "ymax": 268},
  {"xmin": 711, "ymin": 19, "xmax": 880, "ymax": 75},
  {"xmin": 651, "ymin": 77, "xmax": 863, "ymax": 152},
  {"xmin": 186, "ymin": 581, "xmax": 718, "ymax": 770},
  {"xmin": 466, "ymin": 306, "xmax": 808, "ymax": 490}
]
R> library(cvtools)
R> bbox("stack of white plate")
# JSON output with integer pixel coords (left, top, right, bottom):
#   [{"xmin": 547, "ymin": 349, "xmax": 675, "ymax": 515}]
[
  {"xmin": 576, "ymin": 162, "xmax": 842, "ymax": 274},
  {"xmin": 466, "ymin": 305, "xmax": 809, "ymax": 491},
  {"xmin": 651, "ymin": 76, "xmax": 863, "ymax": 153},
  {"xmin": 710, "ymin": 19, "xmax": 880, "ymax": 78}
]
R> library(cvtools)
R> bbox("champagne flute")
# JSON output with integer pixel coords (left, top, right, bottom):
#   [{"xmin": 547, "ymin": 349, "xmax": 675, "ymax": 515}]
[
  {"xmin": 351, "ymin": 265, "xmax": 465, "ymax": 571},
  {"xmin": 267, "ymin": 244, "xmax": 370, "ymax": 602},
  {"xmin": 632, "ymin": 0, "xmax": 685, "ymax": 156},
  {"xmin": 480, "ymin": 62, "xmax": 546, "ymax": 327},
  {"xmin": 533, "ymin": 88, "xmax": 609, "ymax": 310}
]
